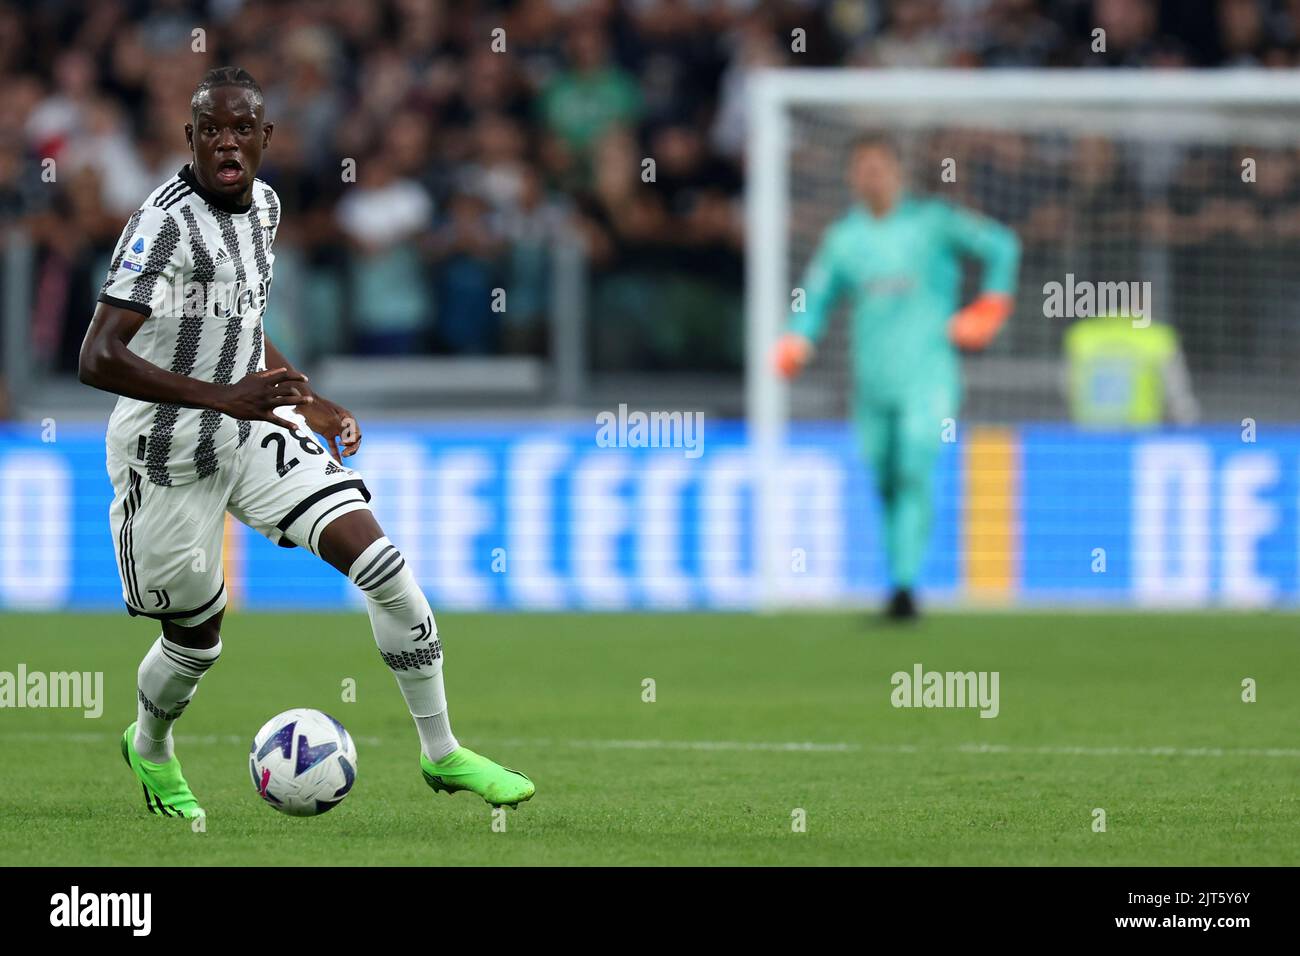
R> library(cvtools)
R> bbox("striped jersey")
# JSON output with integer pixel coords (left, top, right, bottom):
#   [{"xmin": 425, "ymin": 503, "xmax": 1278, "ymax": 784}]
[{"xmin": 98, "ymin": 164, "xmax": 280, "ymax": 486}]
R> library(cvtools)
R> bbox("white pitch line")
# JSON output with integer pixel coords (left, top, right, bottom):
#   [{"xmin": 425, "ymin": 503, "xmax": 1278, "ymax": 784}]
[
  {"xmin": 2, "ymin": 731, "xmax": 1297, "ymax": 759},
  {"xmin": 958, "ymin": 742, "xmax": 1300, "ymax": 759},
  {"xmin": 553, "ymin": 738, "xmax": 861, "ymax": 753},
  {"xmin": 501, "ymin": 739, "xmax": 1300, "ymax": 758}
]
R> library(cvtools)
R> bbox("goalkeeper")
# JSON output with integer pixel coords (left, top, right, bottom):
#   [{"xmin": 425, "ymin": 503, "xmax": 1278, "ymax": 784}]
[{"xmin": 773, "ymin": 135, "xmax": 1021, "ymax": 620}]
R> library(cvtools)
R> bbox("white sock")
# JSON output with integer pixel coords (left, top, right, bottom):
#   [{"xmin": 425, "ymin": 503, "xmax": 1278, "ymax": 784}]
[
  {"xmin": 349, "ymin": 537, "xmax": 459, "ymax": 762},
  {"xmin": 414, "ymin": 713, "xmax": 458, "ymax": 763},
  {"xmin": 135, "ymin": 635, "xmax": 221, "ymax": 763}
]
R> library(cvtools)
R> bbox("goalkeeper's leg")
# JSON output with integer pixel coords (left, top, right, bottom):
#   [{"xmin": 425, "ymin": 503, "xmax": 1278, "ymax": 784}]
[
  {"xmin": 887, "ymin": 383, "xmax": 958, "ymax": 608},
  {"xmin": 857, "ymin": 403, "xmax": 915, "ymax": 616},
  {"xmin": 859, "ymin": 385, "xmax": 955, "ymax": 618}
]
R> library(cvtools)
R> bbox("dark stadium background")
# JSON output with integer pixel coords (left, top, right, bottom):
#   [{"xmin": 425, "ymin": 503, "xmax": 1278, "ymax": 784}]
[{"xmin": 0, "ymin": 0, "xmax": 1287, "ymax": 419}]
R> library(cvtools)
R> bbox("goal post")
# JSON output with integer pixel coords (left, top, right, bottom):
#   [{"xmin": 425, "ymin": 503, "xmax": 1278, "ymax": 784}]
[{"xmin": 745, "ymin": 69, "xmax": 1300, "ymax": 610}]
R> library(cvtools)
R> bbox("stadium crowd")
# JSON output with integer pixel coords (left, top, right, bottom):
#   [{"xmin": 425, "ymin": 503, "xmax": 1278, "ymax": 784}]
[{"xmin": 2, "ymin": 0, "xmax": 1300, "ymax": 403}]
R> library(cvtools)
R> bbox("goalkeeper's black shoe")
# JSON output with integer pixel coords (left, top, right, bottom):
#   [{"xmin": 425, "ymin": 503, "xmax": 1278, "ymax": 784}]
[{"xmin": 884, "ymin": 588, "xmax": 918, "ymax": 622}]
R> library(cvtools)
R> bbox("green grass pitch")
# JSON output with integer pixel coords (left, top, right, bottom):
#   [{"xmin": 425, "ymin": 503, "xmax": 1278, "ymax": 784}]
[{"xmin": 1, "ymin": 610, "xmax": 1297, "ymax": 866}]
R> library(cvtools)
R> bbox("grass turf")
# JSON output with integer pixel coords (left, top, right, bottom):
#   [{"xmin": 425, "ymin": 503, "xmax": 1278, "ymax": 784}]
[{"xmin": 0, "ymin": 610, "xmax": 1296, "ymax": 866}]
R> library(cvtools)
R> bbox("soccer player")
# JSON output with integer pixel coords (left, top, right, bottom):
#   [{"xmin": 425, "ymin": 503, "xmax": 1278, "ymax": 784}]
[
  {"xmin": 79, "ymin": 67, "xmax": 534, "ymax": 818},
  {"xmin": 773, "ymin": 135, "xmax": 1021, "ymax": 620}
]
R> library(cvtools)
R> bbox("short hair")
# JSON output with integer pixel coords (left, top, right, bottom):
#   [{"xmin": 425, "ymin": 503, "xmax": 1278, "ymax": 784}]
[
  {"xmin": 850, "ymin": 133, "xmax": 900, "ymax": 158},
  {"xmin": 190, "ymin": 67, "xmax": 264, "ymax": 117}
]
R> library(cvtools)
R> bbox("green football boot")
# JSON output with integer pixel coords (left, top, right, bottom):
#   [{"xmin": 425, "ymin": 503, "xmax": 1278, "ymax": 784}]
[
  {"xmin": 120, "ymin": 722, "xmax": 205, "ymax": 819},
  {"xmin": 421, "ymin": 746, "xmax": 535, "ymax": 808}
]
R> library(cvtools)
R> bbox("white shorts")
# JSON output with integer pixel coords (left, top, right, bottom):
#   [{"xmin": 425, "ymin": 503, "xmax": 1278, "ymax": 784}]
[{"xmin": 107, "ymin": 411, "xmax": 371, "ymax": 627}]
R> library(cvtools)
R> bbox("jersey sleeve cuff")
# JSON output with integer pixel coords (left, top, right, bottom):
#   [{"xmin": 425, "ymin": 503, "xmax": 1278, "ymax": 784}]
[{"xmin": 97, "ymin": 293, "xmax": 152, "ymax": 318}]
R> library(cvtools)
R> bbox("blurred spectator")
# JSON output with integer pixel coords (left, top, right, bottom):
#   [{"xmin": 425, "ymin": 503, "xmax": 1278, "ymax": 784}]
[
  {"xmin": 266, "ymin": 25, "xmax": 344, "ymax": 171},
  {"xmin": 976, "ymin": 0, "xmax": 1067, "ymax": 67},
  {"xmin": 854, "ymin": 0, "xmax": 953, "ymax": 67},
  {"xmin": 711, "ymin": 13, "xmax": 787, "ymax": 161},
  {"xmin": 1219, "ymin": 0, "xmax": 1269, "ymax": 66},
  {"xmin": 1086, "ymin": 0, "xmax": 1160, "ymax": 66},
  {"xmin": 428, "ymin": 191, "xmax": 505, "ymax": 354},
  {"xmin": 538, "ymin": 21, "xmax": 642, "ymax": 185},
  {"xmin": 335, "ymin": 153, "xmax": 434, "ymax": 355},
  {"xmin": 498, "ymin": 164, "xmax": 570, "ymax": 355},
  {"xmin": 457, "ymin": 113, "xmax": 530, "ymax": 214},
  {"xmin": 61, "ymin": 97, "xmax": 151, "ymax": 215},
  {"xmin": 25, "ymin": 51, "xmax": 97, "ymax": 159},
  {"xmin": 651, "ymin": 122, "xmax": 742, "ymax": 280}
]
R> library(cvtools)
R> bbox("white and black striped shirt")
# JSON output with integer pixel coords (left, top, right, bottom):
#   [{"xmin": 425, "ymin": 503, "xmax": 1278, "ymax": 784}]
[{"xmin": 98, "ymin": 164, "xmax": 280, "ymax": 486}]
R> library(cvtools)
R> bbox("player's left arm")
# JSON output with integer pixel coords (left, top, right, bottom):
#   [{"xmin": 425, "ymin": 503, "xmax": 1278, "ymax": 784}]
[
  {"xmin": 263, "ymin": 333, "xmax": 361, "ymax": 462},
  {"xmin": 941, "ymin": 202, "xmax": 1022, "ymax": 351}
]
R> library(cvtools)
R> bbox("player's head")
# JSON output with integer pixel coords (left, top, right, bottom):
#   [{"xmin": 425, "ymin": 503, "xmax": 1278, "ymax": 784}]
[
  {"xmin": 185, "ymin": 67, "xmax": 272, "ymax": 202},
  {"xmin": 848, "ymin": 134, "xmax": 902, "ymax": 211}
]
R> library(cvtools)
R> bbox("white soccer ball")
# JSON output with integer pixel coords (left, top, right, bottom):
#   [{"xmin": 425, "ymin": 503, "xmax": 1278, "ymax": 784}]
[{"xmin": 249, "ymin": 708, "xmax": 358, "ymax": 816}]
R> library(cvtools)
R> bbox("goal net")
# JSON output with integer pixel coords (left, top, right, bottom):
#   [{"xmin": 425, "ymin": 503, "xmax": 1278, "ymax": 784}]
[{"xmin": 745, "ymin": 70, "xmax": 1300, "ymax": 608}]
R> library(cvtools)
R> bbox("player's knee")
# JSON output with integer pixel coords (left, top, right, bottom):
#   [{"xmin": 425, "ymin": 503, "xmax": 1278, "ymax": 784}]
[
  {"xmin": 143, "ymin": 633, "xmax": 223, "ymax": 685},
  {"xmin": 316, "ymin": 509, "xmax": 385, "ymax": 575},
  {"xmin": 162, "ymin": 611, "xmax": 222, "ymax": 649}
]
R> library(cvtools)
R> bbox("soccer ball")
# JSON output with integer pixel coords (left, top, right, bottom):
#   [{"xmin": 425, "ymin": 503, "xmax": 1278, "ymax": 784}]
[{"xmin": 249, "ymin": 708, "xmax": 358, "ymax": 816}]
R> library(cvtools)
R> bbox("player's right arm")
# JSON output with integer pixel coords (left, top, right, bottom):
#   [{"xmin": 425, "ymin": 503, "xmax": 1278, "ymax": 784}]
[
  {"xmin": 79, "ymin": 204, "xmax": 309, "ymax": 428},
  {"xmin": 78, "ymin": 302, "xmax": 310, "ymax": 428},
  {"xmin": 773, "ymin": 226, "xmax": 845, "ymax": 379}
]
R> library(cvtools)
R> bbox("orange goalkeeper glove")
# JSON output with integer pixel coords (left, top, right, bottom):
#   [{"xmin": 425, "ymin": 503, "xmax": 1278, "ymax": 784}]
[
  {"xmin": 948, "ymin": 293, "xmax": 1013, "ymax": 352},
  {"xmin": 772, "ymin": 333, "xmax": 813, "ymax": 379}
]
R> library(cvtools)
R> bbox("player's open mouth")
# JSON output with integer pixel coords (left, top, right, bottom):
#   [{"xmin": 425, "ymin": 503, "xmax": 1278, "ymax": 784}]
[{"xmin": 216, "ymin": 160, "xmax": 243, "ymax": 184}]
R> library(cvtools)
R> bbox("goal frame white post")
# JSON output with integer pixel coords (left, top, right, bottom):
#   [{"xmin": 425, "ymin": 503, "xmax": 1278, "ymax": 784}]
[{"xmin": 744, "ymin": 68, "xmax": 1300, "ymax": 610}]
